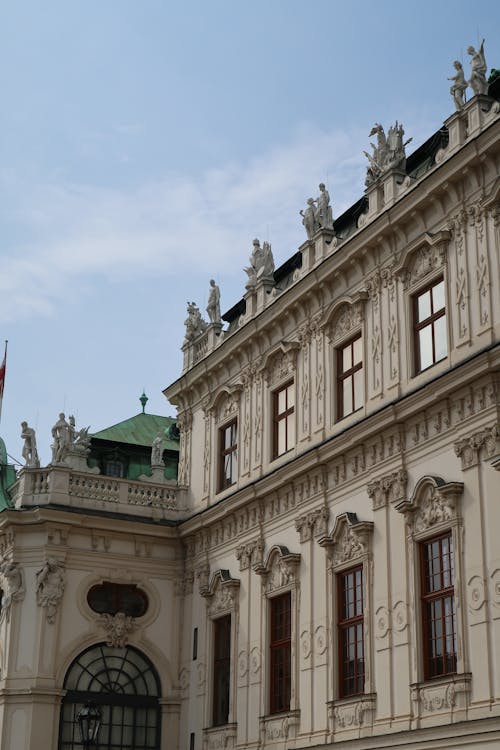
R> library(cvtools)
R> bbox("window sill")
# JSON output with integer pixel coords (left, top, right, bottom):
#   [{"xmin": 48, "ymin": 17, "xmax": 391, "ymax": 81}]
[
  {"xmin": 410, "ymin": 672, "xmax": 471, "ymax": 719},
  {"xmin": 259, "ymin": 710, "xmax": 300, "ymax": 744},
  {"xmin": 327, "ymin": 693, "xmax": 376, "ymax": 734},
  {"xmin": 203, "ymin": 723, "xmax": 237, "ymax": 750}
]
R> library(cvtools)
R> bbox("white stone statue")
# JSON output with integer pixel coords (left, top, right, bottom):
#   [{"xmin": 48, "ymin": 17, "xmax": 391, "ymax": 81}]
[
  {"xmin": 20, "ymin": 421, "xmax": 40, "ymax": 468},
  {"xmin": 184, "ymin": 302, "xmax": 208, "ymax": 343},
  {"xmin": 448, "ymin": 61, "xmax": 467, "ymax": 111},
  {"xmin": 151, "ymin": 435, "xmax": 164, "ymax": 466},
  {"xmin": 51, "ymin": 412, "xmax": 71, "ymax": 464},
  {"xmin": 244, "ymin": 239, "xmax": 275, "ymax": 290},
  {"xmin": 315, "ymin": 183, "xmax": 334, "ymax": 230},
  {"xmin": 300, "ymin": 198, "xmax": 318, "ymax": 240},
  {"xmin": 206, "ymin": 279, "xmax": 221, "ymax": 325},
  {"xmin": 364, "ymin": 122, "xmax": 412, "ymax": 186},
  {"xmin": 36, "ymin": 557, "xmax": 65, "ymax": 624},
  {"xmin": 0, "ymin": 560, "xmax": 25, "ymax": 622},
  {"xmin": 468, "ymin": 40, "xmax": 488, "ymax": 96}
]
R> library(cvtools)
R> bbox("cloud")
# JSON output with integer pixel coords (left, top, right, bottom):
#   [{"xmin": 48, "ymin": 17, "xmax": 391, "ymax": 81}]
[{"xmin": 0, "ymin": 119, "xmax": 431, "ymax": 323}]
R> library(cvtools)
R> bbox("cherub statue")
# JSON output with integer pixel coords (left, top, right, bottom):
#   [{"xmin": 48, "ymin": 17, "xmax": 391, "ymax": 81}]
[{"xmin": 448, "ymin": 61, "xmax": 467, "ymax": 111}]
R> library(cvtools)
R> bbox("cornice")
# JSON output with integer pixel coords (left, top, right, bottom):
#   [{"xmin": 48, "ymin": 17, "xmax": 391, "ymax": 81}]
[{"xmin": 165, "ymin": 119, "xmax": 500, "ymax": 403}]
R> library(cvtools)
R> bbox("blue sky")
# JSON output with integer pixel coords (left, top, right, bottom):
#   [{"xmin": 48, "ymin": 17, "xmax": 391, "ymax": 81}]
[{"xmin": 1, "ymin": 0, "xmax": 499, "ymax": 465}]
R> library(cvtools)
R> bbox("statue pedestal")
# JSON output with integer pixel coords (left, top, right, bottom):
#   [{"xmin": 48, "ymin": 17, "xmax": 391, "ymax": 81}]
[
  {"xmin": 365, "ymin": 181, "xmax": 384, "ymax": 219},
  {"xmin": 313, "ymin": 228, "xmax": 337, "ymax": 265},
  {"xmin": 61, "ymin": 448, "xmax": 99, "ymax": 474},
  {"xmin": 443, "ymin": 109, "xmax": 468, "ymax": 155},
  {"xmin": 382, "ymin": 169, "xmax": 406, "ymax": 208},
  {"xmin": 138, "ymin": 465, "xmax": 168, "ymax": 483},
  {"xmin": 244, "ymin": 278, "xmax": 275, "ymax": 317},
  {"xmin": 464, "ymin": 94, "xmax": 498, "ymax": 138}
]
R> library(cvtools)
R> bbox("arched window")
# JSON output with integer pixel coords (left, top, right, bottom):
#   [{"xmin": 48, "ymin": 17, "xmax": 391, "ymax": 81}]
[{"xmin": 58, "ymin": 643, "xmax": 161, "ymax": 750}]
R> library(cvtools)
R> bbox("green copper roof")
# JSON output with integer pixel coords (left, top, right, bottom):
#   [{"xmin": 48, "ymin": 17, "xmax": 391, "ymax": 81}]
[{"xmin": 91, "ymin": 413, "xmax": 179, "ymax": 452}]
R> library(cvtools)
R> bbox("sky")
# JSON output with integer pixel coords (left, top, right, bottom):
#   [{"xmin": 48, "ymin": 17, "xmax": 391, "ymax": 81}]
[{"xmin": 1, "ymin": 0, "xmax": 499, "ymax": 466}]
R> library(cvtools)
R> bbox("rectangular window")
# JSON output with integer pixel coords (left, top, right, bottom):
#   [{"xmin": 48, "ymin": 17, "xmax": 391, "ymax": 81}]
[
  {"xmin": 192, "ymin": 627, "xmax": 198, "ymax": 660},
  {"xmin": 213, "ymin": 615, "xmax": 231, "ymax": 726},
  {"xmin": 338, "ymin": 566, "xmax": 364, "ymax": 697},
  {"xmin": 218, "ymin": 420, "xmax": 237, "ymax": 491},
  {"xmin": 337, "ymin": 335, "xmax": 363, "ymax": 420},
  {"xmin": 421, "ymin": 533, "xmax": 457, "ymax": 679},
  {"xmin": 273, "ymin": 381, "xmax": 295, "ymax": 459},
  {"xmin": 414, "ymin": 278, "xmax": 447, "ymax": 373},
  {"xmin": 270, "ymin": 593, "xmax": 291, "ymax": 714}
]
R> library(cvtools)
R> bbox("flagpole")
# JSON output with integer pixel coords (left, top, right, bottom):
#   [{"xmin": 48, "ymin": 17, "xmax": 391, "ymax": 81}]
[{"xmin": 0, "ymin": 340, "xmax": 8, "ymax": 425}]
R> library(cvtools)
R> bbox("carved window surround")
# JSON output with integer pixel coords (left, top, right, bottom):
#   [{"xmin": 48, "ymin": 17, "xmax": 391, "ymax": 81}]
[
  {"xmin": 201, "ymin": 570, "xmax": 240, "ymax": 731},
  {"xmin": 393, "ymin": 230, "xmax": 450, "ymax": 293},
  {"xmin": 260, "ymin": 341, "xmax": 300, "ymax": 389},
  {"xmin": 454, "ymin": 423, "xmax": 500, "ymax": 470},
  {"xmin": 318, "ymin": 513, "xmax": 375, "ymax": 710},
  {"xmin": 254, "ymin": 545, "xmax": 301, "ymax": 730},
  {"xmin": 393, "ymin": 230, "xmax": 452, "ymax": 380},
  {"xmin": 394, "ymin": 475, "xmax": 467, "ymax": 685},
  {"xmin": 321, "ymin": 293, "xmax": 367, "ymax": 348},
  {"xmin": 206, "ymin": 385, "xmax": 243, "ymax": 426}
]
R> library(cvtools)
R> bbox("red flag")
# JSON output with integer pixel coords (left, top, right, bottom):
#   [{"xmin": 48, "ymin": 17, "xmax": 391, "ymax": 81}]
[{"xmin": 0, "ymin": 341, "xmax": 7, "ymax": 421}]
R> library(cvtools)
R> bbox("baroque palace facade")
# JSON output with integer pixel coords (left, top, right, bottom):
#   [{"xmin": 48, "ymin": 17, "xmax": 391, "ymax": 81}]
[{"xmin": 1, "ymin": 68, "xmax": 500, "ymax": 750}]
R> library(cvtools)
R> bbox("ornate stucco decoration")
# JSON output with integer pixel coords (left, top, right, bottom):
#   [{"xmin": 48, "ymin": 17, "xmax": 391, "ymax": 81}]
[
  {"xmin": 321, "ymin": 292, "xmax": 367, "ymax": 345},
  {"xmin": 393, "ymin": 230, "xmax": 450, "ymax": 291},
  {"xmin": 318, "ymin": 512, "xmax": 374, "ymax": 569},
  {"xmin": 206, "ymin": 383, "xmax": 244, "ymax": 425},
  {"xmin": 0, "ymin": 560, "xmax": 25, "ymax": 622},
  {"xmin": 36, "ymin": 557, "xmax": 65, "ymax": 624},
  {"xmin": 454, "ymin": 423, "xmax": 500, "ymax": 470},
  {"xmin": 201, "ymin": 569, "xmax": 240, "ymax": 618},
  {"xmin": 295, "ymin": 506, "xmax": 329, "ymax": 543},
  {"xmin": 367, "ymin": 469, "xmax": 408, "ymax": 510},
  {"xmin": 236, "ymin": 536, "xmax": 264, "ymax": 571},
  {"xmin": 195, "ymin": 560, "xmax": 211, "ymax": 596},
  {"xmin": 410, "ymin": 673, "xmax": 471, "ymax": 718},
  {"xmin": 260, "ymin": 341, "xmax": 300, "ymax": 387},
  {"xmin": 328, "ymin": 694, "xmax": 377, "ymax": 732},
  {"xmin": 394, "ymin": 475, "xmax": 463, "ymax": 536},
  {"xmin": 253, "ymin": 545, "xmax": 300, "ymax": 595},
  {"xmin": 99, "ymin": 611, "xmax": 135, "ymax": 648}
]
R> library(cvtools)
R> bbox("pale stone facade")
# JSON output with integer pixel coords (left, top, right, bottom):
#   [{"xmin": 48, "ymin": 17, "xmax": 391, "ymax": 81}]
[{"xmin": 1, "ymin": 88, "xmax": 500, "ymax": 750}]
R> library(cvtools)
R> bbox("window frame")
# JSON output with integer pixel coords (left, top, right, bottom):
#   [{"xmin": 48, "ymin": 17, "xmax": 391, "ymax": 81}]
[
  {"xmin": 337, "ymin": 565, "xmax": 365, "ymax": 698},
  {"xmin": 419, "ymin": 532, "xmax": 457, "ymax": 681},
  {"xmin": 212, "ymin": 614, "xmax": 232, "ymax": 727},
  {"xmin": 272, "ymin": 380, "xmax": 295, "ymax": 460},
  {"xmin": 336, "ymin": 334, "xmax": 363, "ymax": 421},
  {"xmin": 218, "ymin": 418, "xmax": 238, "ymax": 492},
  {"xmin": 413, "ymin": 276, "xmax": 447, "ymax": 374},
  {"xmin": 269, "ymin": 592, "xmax": 292, "ymax": 714}
]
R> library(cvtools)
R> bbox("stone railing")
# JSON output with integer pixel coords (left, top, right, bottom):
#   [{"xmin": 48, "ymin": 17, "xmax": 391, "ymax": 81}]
[
  {"xmin": 9, "ymin": 466, "xmax": 187, "ymax": 521},
  {"xmin": 182, "ymin": 322, "xmax": 223, "ymax": 373}
]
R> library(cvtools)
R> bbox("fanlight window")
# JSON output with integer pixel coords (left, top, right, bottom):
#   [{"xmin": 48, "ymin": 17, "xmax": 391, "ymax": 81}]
[
  {"xmin": 59, "ymin": 643, "xmax": 161, "ymax": 750},
  {"xmin": 87, "ymin": 582, "xmax": 148, "ymax": 618}
]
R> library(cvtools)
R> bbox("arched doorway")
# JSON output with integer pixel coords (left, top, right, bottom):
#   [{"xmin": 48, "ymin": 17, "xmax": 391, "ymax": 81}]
[{"xmin": 58, "ymin": 643, "xmax": 161, "ymax": 750}]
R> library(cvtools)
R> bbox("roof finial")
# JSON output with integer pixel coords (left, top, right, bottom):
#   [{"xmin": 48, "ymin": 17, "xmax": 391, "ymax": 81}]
[{"xmin": 139, "ymin": 391, "xmax": 148, "ymax": 414}]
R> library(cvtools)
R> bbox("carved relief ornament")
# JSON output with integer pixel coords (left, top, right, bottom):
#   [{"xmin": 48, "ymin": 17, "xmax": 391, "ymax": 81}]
[
  {"xmin": 295, "ymin": 506, "xmax": 329, "ymax": 543},
  {"xmin": 99, "ymin": 611, "xmax": 135, "ymax": 648},
  {"xmin": 393, "ymin": 230, "xmax": 450, "ymax": 291},
  {"xmin": 201, "ymin": 569, "xmax": 240, "ymax": 618},
  {"xmin": 235, "ymin": 536, "xmax": 264, "ymax": 571},
  {"xmin": 318, "ymin": 512, "xmax": 373, "ymax": 569},
  {"xmin": 454, "ymin": 423, "xmax": 500, "ymax": 470},
  {"xmin": 394, "ymin": 475, "xmax": 463, "ymax": 536},
  {"xmin": 322, "ymin": 294, "xmax": 367, "ymax": 345},
  {"xmin": 254, "ymin": 545, "xmax": 300, "ymax": 595},
  {"xmin": 260, "ymin": 342, "xmax": 300, "ymax": 387},
  {"xmin": 367, "ymin": 469, "xmax": 408, "ymax": 510},
  {"xmin": 206, "ymin": 384, "xmax": 243, "ymax": 424}
]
